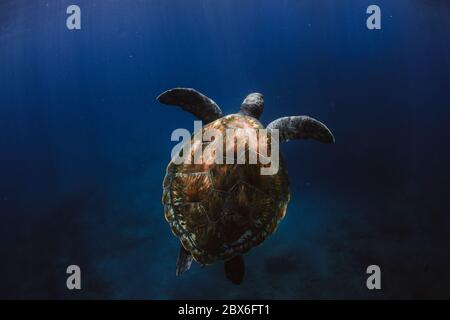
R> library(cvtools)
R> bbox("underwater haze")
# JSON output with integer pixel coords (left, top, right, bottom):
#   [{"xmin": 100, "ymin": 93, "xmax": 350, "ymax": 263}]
[{"xmin": 1, "ymin": 0, "xmax": 450, "ymax": 299}]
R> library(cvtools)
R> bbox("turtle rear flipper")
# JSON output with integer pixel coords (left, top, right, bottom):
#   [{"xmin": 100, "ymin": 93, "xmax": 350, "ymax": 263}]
[
  {"xmin": 176, "ymin": 245, "xmax": 193, "ymax": 276},
  {"xmin": 224, "ymin": 255, "xmax": 245, "ymax": 285}
]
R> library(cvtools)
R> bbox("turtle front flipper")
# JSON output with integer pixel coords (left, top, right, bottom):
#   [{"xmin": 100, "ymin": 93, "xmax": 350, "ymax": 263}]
[
  {"xmin": 224, "ymin": 255, "xmax": 245, "ymax": 285},
  {"xmin": 176, "ymin": 245, "xmax": 193, "ymax": 276},
  {"xmin": 267, "ymin": 116, "xmax": 335, "ymax": 144},
  {"xmin": 157, "ymin": 88, "xmax": 223, "ymax": 124}
]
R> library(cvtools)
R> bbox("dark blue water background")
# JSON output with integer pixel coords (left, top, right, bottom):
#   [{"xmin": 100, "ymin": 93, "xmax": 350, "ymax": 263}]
[{"xmin": 1, "ymin": 0, "xmax": 450, "ymax": 298}]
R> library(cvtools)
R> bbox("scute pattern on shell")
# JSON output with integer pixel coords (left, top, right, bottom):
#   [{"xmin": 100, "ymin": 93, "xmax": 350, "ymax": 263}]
[{"xmin": 163, "ymin": 114, "xmax": 290, "ymax": 265}]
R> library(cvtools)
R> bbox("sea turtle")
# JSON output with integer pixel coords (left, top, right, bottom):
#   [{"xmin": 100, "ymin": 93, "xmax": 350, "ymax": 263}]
[{"xmin": 157, "ymin": 88, "xmax": 334, "ymax": 284}]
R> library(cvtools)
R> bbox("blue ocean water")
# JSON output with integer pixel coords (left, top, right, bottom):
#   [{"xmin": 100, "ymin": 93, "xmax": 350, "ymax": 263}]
[{"xmin": 0, "ymin": 0, "xmax": 450, "ymax": 299}]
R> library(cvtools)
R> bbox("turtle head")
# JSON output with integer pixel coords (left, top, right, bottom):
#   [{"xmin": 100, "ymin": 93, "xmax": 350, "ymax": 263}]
[{"xmin": 239, "ymin": 92, "xmax": 264, "ymax": 119}]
